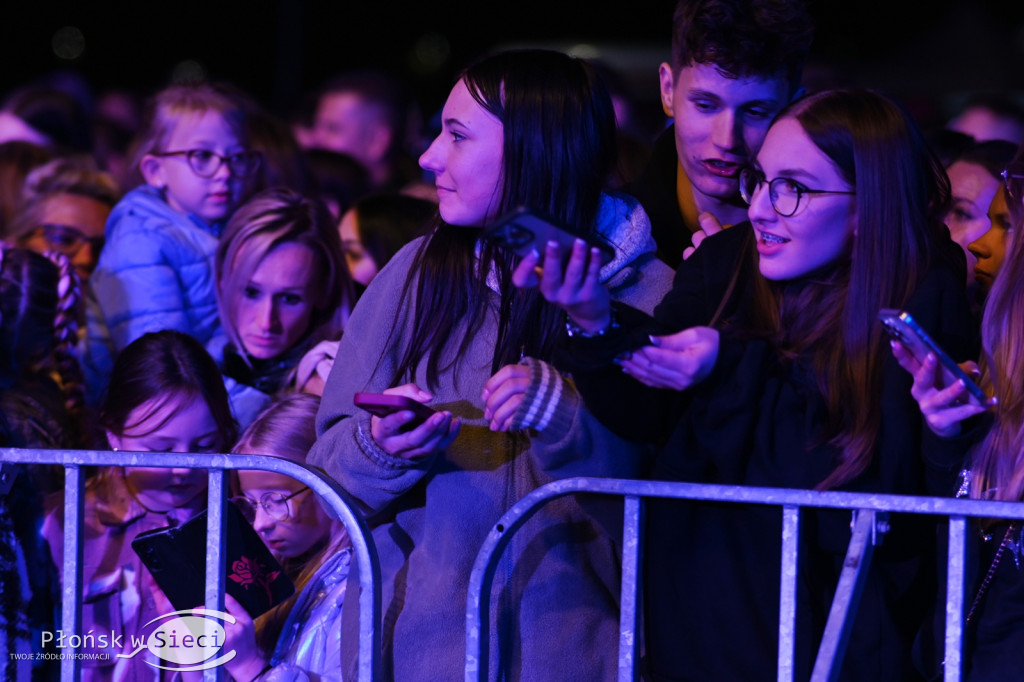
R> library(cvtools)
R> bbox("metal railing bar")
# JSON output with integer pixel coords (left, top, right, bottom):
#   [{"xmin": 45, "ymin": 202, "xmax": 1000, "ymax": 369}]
[
  {"xmin": 618, "ymin": 495, "xmax": 643, "ymax": 682},
  {"xmin": 60, "ymin": 464, "xmax": 84, "ymax": 681},
  {"xmin": 944, "ymin": 516, "xmax": 968, "ymax": 682},
  {"xmin": 203, "ymin": 471, "xmax": 227, "ymax": 682},
  {"xmin": 811, "ymin": 510, "xmax": 885, "ymax": 681},
  {"xmin": 778, "ymin": 505, "xmax": 801, "ymax": 682},
  {"xmin": 0, "ymin": 448, "xmax": 381, "ymax": 682},
  {"xmin": 458, "ymin": 476, "xmax": 1024, "ymax": 521},
  {"xmin": 467, "ymin": 478, "xmax": 1024, "ymax": 682}
]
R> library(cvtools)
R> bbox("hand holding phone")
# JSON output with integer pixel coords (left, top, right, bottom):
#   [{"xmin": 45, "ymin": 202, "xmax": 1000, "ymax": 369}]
[
  {"xmin": 484, "ymin": 207, "xmax": 614, "ymax": 269},
  {"xmin": 354, "ymin": 390, "xmax": 459, "ymax": 460},
  {"xmin": 354, "ymin": 392, "xmax": 437, "ymax": 427},
  {"xmin": 131, "ymin": 502, "xmax": 295, "ymax": 618},
  {"xmin": 878, "ymin": 309, "xmax": 992, "ymax": 408}
]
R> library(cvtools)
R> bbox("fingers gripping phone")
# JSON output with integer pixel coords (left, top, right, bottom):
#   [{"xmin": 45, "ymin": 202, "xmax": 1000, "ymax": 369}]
[
  {"xmin": 878, "ymin": 309, "xmax": 989, "ymax": 406},
  {"xmin": 354, "ymin": 393, "xmax": 437, "ymax": 428},
  {"xmin": 484, "ymin": 207, "xmax": 615, "ymax": 268}
]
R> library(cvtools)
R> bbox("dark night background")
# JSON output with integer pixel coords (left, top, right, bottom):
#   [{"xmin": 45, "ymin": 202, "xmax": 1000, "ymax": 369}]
[{"xmin": 1, "ymin": 0, "xmax": 1023, "ymax": 134}]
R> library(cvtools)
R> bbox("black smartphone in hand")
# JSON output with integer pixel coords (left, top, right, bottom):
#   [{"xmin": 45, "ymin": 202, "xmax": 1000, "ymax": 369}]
[
  {"xmin": 878, "ymin": 308, "xmax": 990, "ymax": 406},
  {"xmin": 484, "ymin": 207, "xmax": 614, "ymax": 268},
  {"xmin": 354, "ymin": 392, "xmax": 437, "ymax": 428},
  {"xmin": 131, "ymin": 501, "xmax": 295, "ymax": 618}
]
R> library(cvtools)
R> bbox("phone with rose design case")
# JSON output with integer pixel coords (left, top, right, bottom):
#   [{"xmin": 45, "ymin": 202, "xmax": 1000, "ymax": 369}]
[{"xmin": 132, "ymin": 500, "xmax": 294, "ymax": 617}]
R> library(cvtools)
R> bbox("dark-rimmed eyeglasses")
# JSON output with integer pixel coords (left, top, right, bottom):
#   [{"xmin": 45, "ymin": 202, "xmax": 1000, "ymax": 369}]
[
  {"xmin": 153, "ymin": 149, "xmax": 262, "ymax": 178},
  {"xmin": 31, "ymin": 223, "xmax": 105, "ymax": 257},
  {"xmin": 739, "ymin": 167, "xmax": 855, "ymax": 217},
  {"xmin": 232, "ymin": 487, "xmax": 311, "ymax": 523},
  {"xmin": 1000, "ymin": 166, "xmax": 1024, "ymax": 203}
]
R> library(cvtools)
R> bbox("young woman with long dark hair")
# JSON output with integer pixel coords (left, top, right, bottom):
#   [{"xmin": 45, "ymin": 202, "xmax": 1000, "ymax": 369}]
[
  {"xmin": 308, "ymin": 49, "xmax": 673, "ymax": 680},
  {"xmin": 519, "ymin": 88, "xmax": 977, "ymax": 680}
]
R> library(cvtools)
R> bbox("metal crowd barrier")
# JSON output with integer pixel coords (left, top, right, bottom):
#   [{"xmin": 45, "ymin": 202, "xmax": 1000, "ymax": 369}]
[
  {"xmin": 0, "ymin": 448, "xmax": 381, "ymax": 682},
  {"xmin": 466, "ymin": 477, "xmax": 1024, "ymax": 682}
]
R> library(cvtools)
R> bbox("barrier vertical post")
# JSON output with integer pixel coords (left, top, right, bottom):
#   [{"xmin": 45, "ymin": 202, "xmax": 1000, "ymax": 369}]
[
  {"xmin": 944, "ymin": 516, "xmax": 968, "ymax": 682},
  {"xmin": 618, "ymin": 495, "xmax": 644, "ymax": 681},
  {"xmin": 778, "ymin": 505, "xmax": 801, "ymax": 682},
  {"xmin": 60, "ymin": 464, "xmax": 85, "ymax": 681}
]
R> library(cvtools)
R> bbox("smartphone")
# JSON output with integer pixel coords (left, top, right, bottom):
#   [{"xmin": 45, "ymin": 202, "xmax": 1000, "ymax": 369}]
[
  {"xmin": 131, "ymin": 501, "xmax": 295, "ymax": 617},
  {"xmin": 878, "ymin": 308, "xmax": 989, "ymax": 406},
  {"xmin": 483, "ymin": 207, "xmax": 615, "ymax": 268},
  {"xmin": 353, "ymin": 392, "xmax": 437, "ymax": 427}
]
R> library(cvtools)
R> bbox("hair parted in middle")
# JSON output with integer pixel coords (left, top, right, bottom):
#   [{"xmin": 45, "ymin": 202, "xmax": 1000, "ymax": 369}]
[
  {"xmin": 216, "ymin": 186, "xmax": 354, "ymax": 363},
  {"xmin": 99, "ymin": 329, "xmax": 237, "ymax": 450},
  {"xmin": 724, "ymin": 88, "xmax": 958, "ymax": 490},
  {"xmin": 394, "ymin": 48, "xmax": 617, "ymax": 389}
]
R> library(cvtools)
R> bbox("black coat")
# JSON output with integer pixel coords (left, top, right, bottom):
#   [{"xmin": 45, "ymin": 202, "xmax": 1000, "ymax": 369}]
[{"xmin": 558, "ymin": 225, "xmax": 976, "ymax": 680}]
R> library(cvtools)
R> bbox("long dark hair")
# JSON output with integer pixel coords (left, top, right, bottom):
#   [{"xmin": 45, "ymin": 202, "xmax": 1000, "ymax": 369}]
[
  {"xmin": 0, "ymin": 248, "xmax": 86, "ymax": 427},
  {"xmin": 392, "ymin": 49, "xmax": 616, "ymax": 388},
  {"xmin": 722, "ymin": 89, "xmax": 954, "ymax": 489},
  {"xmin": 969, "ymin": 140, "xmax": 1024, "ymax": 501}
]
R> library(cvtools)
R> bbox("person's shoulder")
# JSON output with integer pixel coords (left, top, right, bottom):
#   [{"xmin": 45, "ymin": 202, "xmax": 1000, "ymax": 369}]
[
  {"xmin": 685, "ymin": 220, "xmax": 752, "ymax": 270},
  {"xmin": 373, "ymin": 235, "xmax": 426, "ymax": 283},
  {"xmin": 107, "ymin": 185, "xmax": 198, "ymax": 239},
  {"xmin": 345, "ymin": 235, "xmax": 426, "ymax": 328}
]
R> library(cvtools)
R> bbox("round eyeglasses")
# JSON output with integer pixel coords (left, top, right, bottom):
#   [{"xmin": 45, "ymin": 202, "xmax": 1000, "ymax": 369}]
[
  {"xmin": 153, "ymin": 148, "xmax": 262, "ymax": 178},
  {"xmin": 232, "ymin": 487, "xmax": 311, "ymax": 523},
  {"xmin": 31, "ymin": 223, "xmax": 105, "ymax": 257},
  {"xmin": 739, "ymin": 167, "xmax": 855, "ymax": 217}
]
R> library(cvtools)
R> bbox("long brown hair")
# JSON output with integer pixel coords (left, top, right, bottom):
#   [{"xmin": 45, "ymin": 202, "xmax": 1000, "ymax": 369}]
[
  {"xmin": 719, "ymin": 90, "xmax": 954, "ymax": 490},
  {"xmin": 391, "ymin": 49, "xmax": 616, "ymax": 389},
  {"xmin": 968, "ymin": 141, "xmax": 1024, "ymax": 501}
]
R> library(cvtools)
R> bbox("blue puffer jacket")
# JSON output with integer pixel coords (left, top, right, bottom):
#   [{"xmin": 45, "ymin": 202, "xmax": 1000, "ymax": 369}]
[{"xmin": 85, "ymin": 185, "xmax": 225, "ymax": 400}]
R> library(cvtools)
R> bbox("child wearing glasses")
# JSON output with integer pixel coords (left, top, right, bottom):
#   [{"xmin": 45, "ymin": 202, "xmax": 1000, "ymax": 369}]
[
  {"xmin": 517, "ymin": 89, "xmax": 976, "ymax": 680},
  {"xmin": 218, "ymin": 393, "xmax": 350, "ymax": 682},
  {"xmin": 42, "ymin": 330, "xmax": 238, "ymax": 679},
  {"xmin": 86, "ymin": 82, "xmax": 262, "ymax": 399}
]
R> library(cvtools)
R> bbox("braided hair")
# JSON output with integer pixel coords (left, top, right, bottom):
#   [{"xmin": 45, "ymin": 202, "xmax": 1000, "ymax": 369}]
[
  {"xmin": 40, "ymin": 250, "xmax": 85, "ymax": 416},
  {"xmin": 0, "ymin": 246, "xmax": 88, "ymax": 442}
]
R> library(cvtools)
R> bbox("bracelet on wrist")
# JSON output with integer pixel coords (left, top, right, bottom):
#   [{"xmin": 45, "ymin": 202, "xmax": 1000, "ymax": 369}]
[{"xmin": 565, "ymin": 312, "xmax": 618, "ymax": 338}]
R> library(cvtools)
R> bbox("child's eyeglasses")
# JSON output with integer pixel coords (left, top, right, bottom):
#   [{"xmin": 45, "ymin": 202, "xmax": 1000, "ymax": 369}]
[
  {"xmin": 154, "ymin": 149, "xmax": 263, "ymax": 178},
  {"xmin": 31, "ymin": 223, "xmax": 105, "ymax": 257},
  {"xmin": 232, "ymin": 487, "xmax": 311, "ymax": 523}
]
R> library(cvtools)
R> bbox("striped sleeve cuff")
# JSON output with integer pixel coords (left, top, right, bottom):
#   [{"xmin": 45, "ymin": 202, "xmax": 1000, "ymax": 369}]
[{"xmin": 511, "ymin": 357, "xmax": 576, "ymax": 435}]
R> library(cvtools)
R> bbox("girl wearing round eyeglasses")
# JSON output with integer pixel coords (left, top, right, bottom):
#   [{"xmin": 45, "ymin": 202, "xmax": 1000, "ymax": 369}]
[
  {"xmin": 515, "ymin": 89, "xmax": 976, "ymax": 680},
  {"xmin": 87, "ymin": 82, "xmax": 263, "ymax": 392},
  {"xmin": 219, "ymin": 393, "xmax": 350, "ymax": 682}
]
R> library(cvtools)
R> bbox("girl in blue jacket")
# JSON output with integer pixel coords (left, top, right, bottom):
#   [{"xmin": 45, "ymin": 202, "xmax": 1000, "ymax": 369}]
[{"xmin": 87, "ymin": 83, "xmax": 261, "ymax": 395}]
